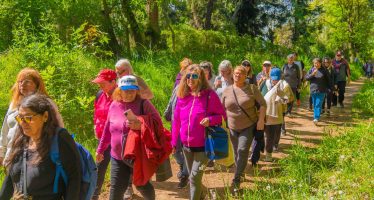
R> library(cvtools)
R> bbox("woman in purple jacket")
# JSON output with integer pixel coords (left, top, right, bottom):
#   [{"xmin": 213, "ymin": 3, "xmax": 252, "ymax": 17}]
[
  {"xmin": 172, "ymin": 64, "xmax": 226, "ymax": 200},
  {"xmin": 96, "ymin": 75, "xmax": 160, "ymax": 200}
]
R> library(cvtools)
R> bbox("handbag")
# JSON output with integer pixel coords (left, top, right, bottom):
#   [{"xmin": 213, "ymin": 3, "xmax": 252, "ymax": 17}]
[{"xmin": 204, "ymin": 91, "xmax": 229, "ymax": 160}]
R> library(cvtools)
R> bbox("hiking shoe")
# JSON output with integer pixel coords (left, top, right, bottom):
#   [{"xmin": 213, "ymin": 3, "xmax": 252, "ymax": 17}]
[
  {"xmin": 339, "ymin": 102, "xmax": 344, "ymax": 108},
  {"xmin": 326, "ymin": 109, "xmax": 330, "ymax": 116},
  {"xmin": 177, "ymin": 165, "xmax": 184, "ymax": 179},
  {"xmin": 313, "ymin": 119, "xmax": 319, "ymax": 125},
  {"xmin": 281, "ymin": 129, "xmax": 286, "ymax": 136},
  {"xmin": 206, "ymin": 160, "xmax": 215, "ymax": 168},
  {"xmin": 273, "ymin": 145, "xmax": 279, "ymax": 152},
  {"xmin": 177, "ymin": 176, "xmax": 188, "ymax": 189},
  {"xmin": 297, "ymin": 99, "xmax": 301, "ymax": 106},
  {"xmin": 285, "ymin": 113, "xmax": 292, "ymax": 117},
  {"xmin": 123, "ymin": 185, "xmax": 133, "ymax": 199}
]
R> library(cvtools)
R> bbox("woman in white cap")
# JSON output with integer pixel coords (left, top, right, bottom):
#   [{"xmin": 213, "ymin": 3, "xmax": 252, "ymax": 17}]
[{"xmin": 96, "ymin": 75, "xmax": 162, "ymax": 200}]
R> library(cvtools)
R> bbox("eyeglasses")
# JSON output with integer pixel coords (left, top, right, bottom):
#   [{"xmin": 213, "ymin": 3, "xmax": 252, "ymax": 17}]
[
  {"xmin": 186, "ymin": 73, "xmax": 199, "ymax": 80},
  {"xmin": 15, "ymin": 114, "xmax": 39, "ymax": 124}
]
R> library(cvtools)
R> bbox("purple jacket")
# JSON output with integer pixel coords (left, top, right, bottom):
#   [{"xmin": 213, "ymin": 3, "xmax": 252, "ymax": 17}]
[
  {"xmin": 96, "ymin": 96, "xmax": 161, "ymax": 160},
  {"xmin": 172, "ymin": 89, "xmax": 226, "ymax": 148}
]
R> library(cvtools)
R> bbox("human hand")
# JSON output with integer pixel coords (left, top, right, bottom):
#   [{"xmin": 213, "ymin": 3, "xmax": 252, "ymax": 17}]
[
  {"xmin": 127, "ymin": 119, "xmax": 141, "ymax": 130},
  {"xmin": 256, "ymin": 120, "xmax": 265, "ymax": 130},
  {"xmin": 172, "ymin": 147, "xmax": 176, "ymax": 154},
  {"xmin": 200, "ymin": 117, "xmax": 210, "ymax": 127},
  {"xmin": 96, "ymin": 153, "xmax": 104, "ymax": 163},
  {"xmin": 347, "ymin": 76, "xmax": 351, "ymax": 84},
  {"xmin": 214, "ymin": 79, "xmax": 222, "ymax": 88}
]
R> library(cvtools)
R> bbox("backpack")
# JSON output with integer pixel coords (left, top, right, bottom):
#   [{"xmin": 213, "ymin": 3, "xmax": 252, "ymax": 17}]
[{"xmin": 50, "ymin": 127, "xmax": 98, "ymax": 200}]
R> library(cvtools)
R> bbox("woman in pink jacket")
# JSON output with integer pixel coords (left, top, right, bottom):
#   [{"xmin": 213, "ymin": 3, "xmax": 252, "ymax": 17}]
[{"xmin": 172, "ymin": 64, "xmax": 226, "ymax": 200}]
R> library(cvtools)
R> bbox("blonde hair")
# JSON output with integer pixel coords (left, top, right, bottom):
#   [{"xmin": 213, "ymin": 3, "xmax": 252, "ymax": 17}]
[
  {"xmin": 177, "ymin": 64, "xmax": 210, "ymax": 98},
  {"xmin": 115, "ymin": 58, "xmax": 134, "ymax": 74},
  {"xmin": 234, "ymin": 66, "xmax": 247, "ymax": 75},
  {"xmin": 179, "ymin": 58, "xmax": 193, "ymax": 72},
  {"xmin": 11, "ymin": 68, "xmax": 48, "ymax": 110}
]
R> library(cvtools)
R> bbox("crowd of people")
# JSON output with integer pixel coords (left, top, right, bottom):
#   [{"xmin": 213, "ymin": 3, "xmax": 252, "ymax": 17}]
[{"xmin": 0, "ymin": 50, "xmax": 352, "ymax": 200}]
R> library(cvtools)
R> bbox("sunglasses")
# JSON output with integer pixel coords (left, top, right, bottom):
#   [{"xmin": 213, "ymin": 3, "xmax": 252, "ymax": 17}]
[
  {"xmin": 186, "ymin": 73, "xmax": 199, "ymax": 80},
  {"xmin": 15, "ymin": 114, "xmax": 39, "ymax": 124}
]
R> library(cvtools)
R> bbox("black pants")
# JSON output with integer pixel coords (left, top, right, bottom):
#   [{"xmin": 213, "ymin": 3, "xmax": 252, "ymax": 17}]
[
  {"xmin": 92, "ymin": 146, "xmax": 111, "ymax": 200},
  {"xmin": 265, "ymin": 124, "xmax": 282, "ymax": 153},
  {"xmin": 286, "ymin": 87, "xmax": 298, "ymax": 114},
  {"xmin": 110, "ymin": 158, "xmax": 155, "ymax": 200},
  {"xmin": 322, "ymin": 91, "xmax": 333, "ymax": 110},
  {"xmin": 337, "ymin": 81, "xmax": 346, "ymax": 104}
]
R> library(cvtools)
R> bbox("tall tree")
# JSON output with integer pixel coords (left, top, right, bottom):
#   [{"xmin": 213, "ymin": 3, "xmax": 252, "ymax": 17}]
[
  {"xmin": 145, "ymin": 0, "xmax": 161, "ymax": 47},
  {"xmin": 121, "ymin": 0, "xmax": 144, "ymax": 48},
  {"xmin": 203, "ymin": 0, "xmax": 216, "ymax": 30},
  {"xmin": 102, "ymin": 0, "xmax": 121, "ymax": 56}
]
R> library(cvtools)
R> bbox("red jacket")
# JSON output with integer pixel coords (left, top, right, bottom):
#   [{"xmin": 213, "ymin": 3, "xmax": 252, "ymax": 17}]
[{"xmin": 123, "ymin": 115, "xmax": 172, "ymax": 186}]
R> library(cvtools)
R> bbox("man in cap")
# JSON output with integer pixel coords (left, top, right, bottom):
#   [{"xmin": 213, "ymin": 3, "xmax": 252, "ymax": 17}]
[
  {"xmin": 91, "ymin": 69, "xmax": 117, "ymax": 200},
  {"xmin": 332, "ymin": 51, "xmax": 351, "ymax": 108},
  {"xmin": 257, "ymin": 61, "xmax": 272, "ymax": 96}
]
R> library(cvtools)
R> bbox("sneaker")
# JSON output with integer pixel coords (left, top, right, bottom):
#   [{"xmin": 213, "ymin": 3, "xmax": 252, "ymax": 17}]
[
  {"xmin": 339, "ymin": 102, "xmax": 344, "ymax": 108},
  {"xmin": 297, "ymin": 99, "xmax": 301, "ymax": 106},
  {"xmin": 123, "ymin": 185, "xmax": 133, "ymax": 199},
  {"xmin": 285, "ymin": 113, "xmax": 292, "ymax": 117},
  {"xmin": 281, "ymin": 129, "xmax": 286, "ymax": 136},
  {"xmin": 206, "ymin": 160, "xmax": 215, "ymax": 168},
  {"xmin": 273, "ymin": 145, "xmax": 279, "ymax": 152},
  {"xmin": 326, "ymin": 109, "xmax": 330, "ymax": 115},
  {"xmin": 264, "ymin": 153, "xmax": 272, "ymax": 162},
  {"xmin": 313, "ymin": 119, "xmax": 318, "ymax": 125},
  {"xmin": 177, "ymin": 176, "xmax": 188, "ymax": 189}
]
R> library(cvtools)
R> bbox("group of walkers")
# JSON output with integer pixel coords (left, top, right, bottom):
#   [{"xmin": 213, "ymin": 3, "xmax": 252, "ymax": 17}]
[{"xmin": 0, "ymin": 50, "xmax": 351, "ymax": 200}]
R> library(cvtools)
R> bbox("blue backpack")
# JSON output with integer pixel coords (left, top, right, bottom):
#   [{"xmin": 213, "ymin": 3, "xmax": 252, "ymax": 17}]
[{"xmin": 50, "ymin": 127, "xmax": 98, "ymax": 200}]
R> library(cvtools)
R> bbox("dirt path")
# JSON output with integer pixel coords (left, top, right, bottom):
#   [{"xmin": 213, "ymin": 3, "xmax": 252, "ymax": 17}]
[{"xmin": 99, "ymin": 79, "xmax": 365, "ymax": 200}]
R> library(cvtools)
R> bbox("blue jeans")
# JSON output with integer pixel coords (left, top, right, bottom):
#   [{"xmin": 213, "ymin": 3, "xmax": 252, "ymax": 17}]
[{"xmin": 311, "ymin": 93, "xmax": 325, "ymax": 120}]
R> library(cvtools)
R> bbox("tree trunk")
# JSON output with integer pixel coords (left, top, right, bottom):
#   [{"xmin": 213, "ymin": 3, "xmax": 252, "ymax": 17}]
[
  {"xmin": 203, "ymin": 0, "xmax": 216, "ymax": 30},
  {"xmin": 146, "ymin": 0, "xmax": 160, "ymax": 48},
  {"xmin": 102, "ymin": 0, "xmax": 121, "ymax": 56},
  {"xmin": 121, "ymin": 0, "xmax": 144, "ymax": 48},
  {"xmin": 191, "ymin": 0, "xmax": 202, "ymax": 29}
]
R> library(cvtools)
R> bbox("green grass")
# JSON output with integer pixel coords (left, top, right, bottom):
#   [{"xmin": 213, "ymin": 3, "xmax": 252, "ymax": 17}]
[{"xmin": 237, "ymin": 80, "xmax": 374, "ymax": 199}]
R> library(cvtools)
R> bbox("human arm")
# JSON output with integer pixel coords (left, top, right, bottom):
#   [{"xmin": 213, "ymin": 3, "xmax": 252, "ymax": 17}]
[
  {"xmin": 163, "ymin": 86, "xmax": 178, "ymax": 122},
  {"xmin": 253, "ymin": 86, "xmax": 266, "ymax": 130},
  {"xmin": 59, "ymin": 129, "xmax": 81, "ymax": 200},
  {"xmin": 305, "ymin": 67, "xmax": 317, "ymax": 80},
  {"xmin": 0, "ymin": 113, "xmax": 9, "ymax": 162},
  {"xmin": 137, "ymin": 76, "xmax": 154, "ymax": 100},
  {"xmin": 96, "ymin": 117, "xmax": 111, "ymax": 156},
  {"xmin": 171, "ymin": 99, "xmax": 181, "ymax": 147}
]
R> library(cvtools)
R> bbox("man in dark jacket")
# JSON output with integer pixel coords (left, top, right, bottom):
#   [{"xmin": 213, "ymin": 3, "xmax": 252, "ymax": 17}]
[
  {"xmin": 332, "ymin": 51, "xmax": 351, "ymax": 108},
  {"xmin": 282, "ymin": 54, "xmax": 301, "ymax": 116}
]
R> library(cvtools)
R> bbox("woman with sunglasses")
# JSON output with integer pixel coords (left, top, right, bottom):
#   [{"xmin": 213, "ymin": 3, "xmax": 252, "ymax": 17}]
[
  {"xmin": 0, "ymin": 68, "xmax": 64, "ymax": 166},
  {"xmin": 221, "ymin": 66, "xmax": 266, "ymax": 190},
  {"xmin": 0, "ymin": 94, "xmax": 80, "ymax": 200},
  {"xmin": 172, "ymin": 64, "xmax": 226, "ymax": 200},
  {"xmin": 241, "ymin": 60, "xmax": 257, "ymax": 85}
]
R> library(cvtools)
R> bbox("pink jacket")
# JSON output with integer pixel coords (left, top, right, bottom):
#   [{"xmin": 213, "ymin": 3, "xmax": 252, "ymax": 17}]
[{"xmin": 172, "ymin": 89, "xmax": 226, "ymax": 148}]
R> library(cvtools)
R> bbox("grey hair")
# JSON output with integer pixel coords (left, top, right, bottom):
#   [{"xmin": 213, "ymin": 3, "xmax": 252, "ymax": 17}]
[
  {"xmin": 218, "ymin": 60, "xmax": 232, "ymax": 71},
  {"xmin": 115, "ymin": 58, "xmax": 134, "ymax": 74},
  {"xmin": 287, "ymin": 54, "xmax": 294, "ymax": 59}
]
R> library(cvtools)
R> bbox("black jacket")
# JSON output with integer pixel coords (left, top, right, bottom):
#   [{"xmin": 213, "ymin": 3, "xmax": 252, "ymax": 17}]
[
  {"xmin": 0, "ymin": 129, "xmax": 81, "ymax": 200},
  {"xmin": 306, "ymin": 66, "xmax": 331, "ymax": 93}
]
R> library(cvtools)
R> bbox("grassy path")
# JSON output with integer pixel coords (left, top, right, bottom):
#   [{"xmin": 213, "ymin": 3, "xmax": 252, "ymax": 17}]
[{"xmin": 99, "ymin": 79, "xmax": 365, "ymax": 200}]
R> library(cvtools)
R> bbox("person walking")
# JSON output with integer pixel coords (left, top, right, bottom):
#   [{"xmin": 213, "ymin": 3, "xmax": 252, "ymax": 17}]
[
  {"xmin": 241, "ymin": 60, "xmax": 257, "ymax": 85},
  {"xmin": 172, "ymin": 64, "xmax": 226, "ymax": 200},
  {"xmin": 257, "ymin": 61, "xmax": 273, "ymax": 96},
  {"xmin": 0, "ymin": 94, "xmax": 81, "ymax": 200},
  {"xmin": 306, "ymin": 58, "xmax": 331, "ymax": 125},
  {"xmin": 0, "ymin": 68, "xmax": 64, "ymax": 166},
  {"xmin": 332, "ymin": 51, "xmax": 351, "ymax": 108},
  {"xmin": 214, "ymin": 60, "xmax": 233, "ymax": 98},
  {"xmin": 91, "ymin": 69, "xmax": 117, "ymax": 200},
  {"xmin": 293, "ymin": 52, "xmax": 305, "ymax": 106},
  {"xmin": 96, "ymin": 75, "xmax": 162, "ymax": 200},
  {"xmin": 200, "ymin": 61, "xmax": 216, "ymax": 88},
  {"xmin": 282, "ymin": 54, "xmax": 301, "ymax": 116},
  {"xmin": 222, "ymin": 66, "xmax": 266, "ymax": 189},
  {"xmin": 321, "ymin": 57, "xmax": 335, "ymax": 115},
  {"xmin": 263, "ymin": 68, "xmax": 293, "ymax": 160}
]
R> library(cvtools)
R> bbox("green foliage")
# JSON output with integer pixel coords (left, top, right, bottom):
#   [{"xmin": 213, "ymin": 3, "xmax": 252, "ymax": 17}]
[{"xmin": 353, "ymin": 80, "xmax": 374, "ymax": 115}]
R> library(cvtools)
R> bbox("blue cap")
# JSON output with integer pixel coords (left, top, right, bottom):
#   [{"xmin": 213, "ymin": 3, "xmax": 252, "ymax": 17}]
[{"xmin": 270, "ymin": 68, "xmax": 282, "ymax": 81}]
